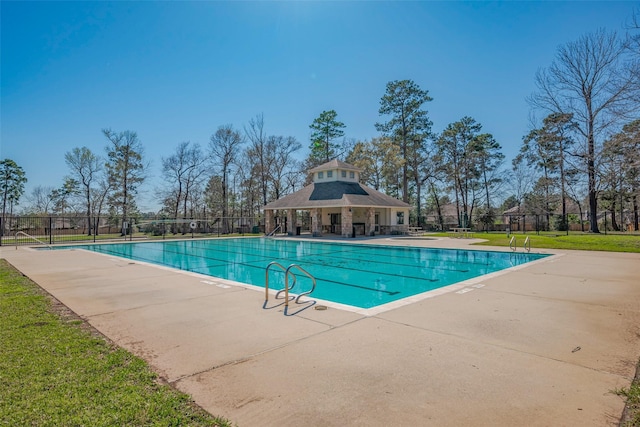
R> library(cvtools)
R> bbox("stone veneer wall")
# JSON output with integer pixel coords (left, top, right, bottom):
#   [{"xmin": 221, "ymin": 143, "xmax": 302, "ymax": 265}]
[
  {"xmin": 310, "ymin": 208, "xmax": 322, "ymax": 236},
  {"xmin": 341, "ymin": 206, "xmax": 352, "ymax": 237},
  {"xmin": 366, "ymin": 207, "xmax": 376, "ymax": 236},
  {"xmin": 286, "ymin": 209, "xmax": 296, "ymax": 235},
  {"xmin": 265, "ymin": 210, "xmax": 274, "ymax": 235}
]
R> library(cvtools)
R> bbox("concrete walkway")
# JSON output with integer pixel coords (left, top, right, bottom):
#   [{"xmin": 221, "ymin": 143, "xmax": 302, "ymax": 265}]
[{"xmin": 2, "ymin": 237, "xmax": 639, "ymax": 426}]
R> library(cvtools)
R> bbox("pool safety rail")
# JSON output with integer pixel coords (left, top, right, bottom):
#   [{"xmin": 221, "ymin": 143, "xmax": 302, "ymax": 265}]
[
  {"xmin": 14, "ymin": 231, "xmax": 52, "ymax": 249},
  {"xmin": 265, "ymin": 261, "xmax": 317, "ymax": 315},
  {"xmin": 265, "ymin": 225, "xmax": 282, "ymax": 238},
  {"xmin": 509, "ymin": 235, "xmax": 531, "ymax": 252}
]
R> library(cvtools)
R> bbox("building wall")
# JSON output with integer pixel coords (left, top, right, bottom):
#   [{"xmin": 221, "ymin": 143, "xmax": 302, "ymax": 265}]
[
  {"xmin": 313, "ymin": 169, "xmax": 359, "ymax": 183},
  {"xmin": 390, "ymin": 209, "xmax": 409, "ymax": 226}
]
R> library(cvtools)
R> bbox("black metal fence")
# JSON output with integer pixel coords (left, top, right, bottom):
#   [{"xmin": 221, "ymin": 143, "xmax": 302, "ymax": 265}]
[
  {"xmin": 419, "ymin": 211, "xmax": 638, "ymax": 234},
  {"xmin": 1, "ymin": 216, "xmax": 263, "ymax": 247}
]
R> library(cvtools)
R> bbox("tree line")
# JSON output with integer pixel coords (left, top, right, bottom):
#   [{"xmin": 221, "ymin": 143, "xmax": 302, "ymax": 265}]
[{"xmin": 2, "ymin": 23, "xmax": 639, "ymax": 234}]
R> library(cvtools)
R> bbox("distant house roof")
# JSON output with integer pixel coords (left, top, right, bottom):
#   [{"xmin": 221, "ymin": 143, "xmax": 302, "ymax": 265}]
[
  {"xmin": 503, "ymin": 205, "xmax": 523, "ymax": 215},
  {"xmin": 264, "ymin": 181, "xmax": 410, "ymax": 210},
  {"xmin": 308, "ymin": 159, "xmax": 362, "ymax": 173},
  {"xmin": 424, "ymin": 202, "xmax": 458, "ymax": 218}
]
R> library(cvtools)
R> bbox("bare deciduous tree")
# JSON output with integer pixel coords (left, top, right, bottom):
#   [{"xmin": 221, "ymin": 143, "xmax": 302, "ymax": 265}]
[
  {"xmin": 65, "ymin": 147, "xmax": 101, "ymax": 235},
  {"xmin": 209, "ymin": 125, "xmax": 244, "ymax": 233},
  {"xmin": 161, "ymin": 141, "xmax": 207, "ymax": 233},
  {"xmin": 529, "ymin": 29, "xmax": 639, "ymax": 232},
  {"xmin": 269, "ymin": 136, "xmax": 302, "ymax": 200},
  {"xmin": 26, "ymin": 185, "xmax": 55, "ymax": 214},
  {"xmin": 245, "ymin": 114, "xmax": 272, "ymax": 207}
]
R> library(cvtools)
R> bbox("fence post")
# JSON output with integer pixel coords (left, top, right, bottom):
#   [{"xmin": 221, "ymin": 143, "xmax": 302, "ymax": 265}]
[{"xmin": 49, "ymin": 217, "xmax": 53, "ymax": 245}]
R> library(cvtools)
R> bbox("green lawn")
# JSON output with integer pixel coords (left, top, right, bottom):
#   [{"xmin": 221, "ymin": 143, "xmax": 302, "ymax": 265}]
[
  {"xmin": 431, "ymin": 231, "xmax": 640, "ymax": 253},
  {"xmin": 0, "ymin": 259, "xmax": 233, "ymax": 427}
]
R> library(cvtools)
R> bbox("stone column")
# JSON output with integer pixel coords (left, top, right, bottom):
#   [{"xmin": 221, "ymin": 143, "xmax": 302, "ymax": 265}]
[
  {"xmin": 265, "ymin": 210, "xmax": 274, "ymax": 235},
  {"xmin": 341, "ymin": 206, "xmax": 353, "ymax": 238},
  {"xmin": 310, "ymin": 208, "xmax": 322, "ymax": 237},
  {"xmin": 287, "ymin": 209, "xmax": 296, "ymax": 236},
  {"xmin": 366, "ymin": 207, "xmax": 376, "ymax": 236}
]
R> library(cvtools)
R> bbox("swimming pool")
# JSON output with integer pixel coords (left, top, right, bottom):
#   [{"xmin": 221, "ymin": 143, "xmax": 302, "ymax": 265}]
[{"xmin": 59, "ymin": 238, "xmax": 549, "ymax": 309}]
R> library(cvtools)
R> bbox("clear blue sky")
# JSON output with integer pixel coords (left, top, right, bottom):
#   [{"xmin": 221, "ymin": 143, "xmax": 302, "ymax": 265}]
[{"xmin": 1, "ymin": 1, "xmax": 636, "ymax": 212}]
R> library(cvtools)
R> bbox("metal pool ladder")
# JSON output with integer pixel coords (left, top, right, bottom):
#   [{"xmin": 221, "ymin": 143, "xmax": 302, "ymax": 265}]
[
  {"xmin": 509, "ymin": 235, "xmax": 532, "ymax": 252},
  {"xmin": 265, "ymin": 261, "xmax": 317, "ymax": 315}
]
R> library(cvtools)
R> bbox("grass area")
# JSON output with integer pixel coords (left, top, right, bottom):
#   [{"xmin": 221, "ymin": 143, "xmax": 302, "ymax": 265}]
[
  {"xmin": 432, "ymin": 231, "xmax": 640, "ymax": 253},
  {"xmin": 0, "ymin": 259, "xmax": 233, "ymax": 427},
  {"xmin": 615, "ymin": 365, "xmax": 640, "ymax": 427}
]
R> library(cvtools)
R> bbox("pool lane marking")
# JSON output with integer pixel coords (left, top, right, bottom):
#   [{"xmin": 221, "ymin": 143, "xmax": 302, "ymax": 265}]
[
  {"xmin": 182, "ymin": 242, "xmax": 471, "ymax": 275},
  {"xmin": 183, "ymin": 238, "xmax": 490, "ymax": 270},
  {"xmin": 77, "ymin": 240, "xmax": 544, "ymax": 302},
  {"xmin": 93, "ymin": 243, "xmax": 445, "ymax": 285},
  {"xmin": 194, "ymin": 261, "xmax": 408, "ymax": 295},
  {"xmin": 83, "ymin": 242, "xmax": 536, "ymax": 297},
  {"xmin": 80, "ymin": 241, "xmax": 533, "ymax": 291},
  {"xmin": 250, "ymin": 239, "xmax": 520, "ymax": 268},
  {"xmin": 307, "ymin": 276, "xmax": 401, "ymax": 295},
  {"xmin": 163, "ymin": 238, "xmax": 534, "ymax": 275}
]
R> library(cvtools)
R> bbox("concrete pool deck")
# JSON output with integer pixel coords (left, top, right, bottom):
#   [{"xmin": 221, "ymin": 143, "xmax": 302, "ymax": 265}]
[{"xmin": 2, "ymin": 237, "xmax": 639, "ymax": 426}]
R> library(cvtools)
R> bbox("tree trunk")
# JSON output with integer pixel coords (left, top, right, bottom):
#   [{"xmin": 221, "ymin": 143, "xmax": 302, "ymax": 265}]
[
  {"xmin": 610, "ymin": 201, "xmax": 619, "ymax": 231},
  {"xmin": 183, "ymin": 188, "xmax": 189, "ymax": 235},
  {"xmin": 429, "ymin": 182, "xmax": 443, "ymax": 231},
  {"xmin": 633, "ymin": 194, "xmax": 639, "ymax": 231},
  {"xmin": 577, "ymin": 200, "xmax": 584, "ymax": 232},
  {"xmin": 619, "ymin": 185, "xmax": 624, "ymax": 232},
  {"xmin": 415, "ymin": 178, "xmax": 422, "ymax": 227},
  {"xmin": 454, "ymin": 185, "xmax": 461, "ymax": 228},
  {"xmin": 86, "ymin": 190, "xmax": 92, "ymax": 236},
  {"xmin": 587, "ymin": 116, "xmax": 600, "ymax": 233},
  {"xmin": 222, "ymin": 170, "xmax": 228, "ymax": 234}
]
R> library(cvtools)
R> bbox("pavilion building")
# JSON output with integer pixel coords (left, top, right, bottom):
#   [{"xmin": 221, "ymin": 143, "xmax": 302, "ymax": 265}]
[{"xmin": 263, "ymin": 160, "xmax": 410, "ymax": 238}]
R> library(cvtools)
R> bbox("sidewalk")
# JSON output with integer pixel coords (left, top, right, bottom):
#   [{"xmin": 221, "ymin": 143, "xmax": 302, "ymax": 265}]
[{"xmin": 2, "ymin": 240, "xmax": 639, "ymax": 426}]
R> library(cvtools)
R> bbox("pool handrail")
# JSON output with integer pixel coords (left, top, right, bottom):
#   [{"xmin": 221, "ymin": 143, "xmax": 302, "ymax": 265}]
[
  {"xmin": 264, "ymin": 261, "xmax": 317, "ymax": 315},
  {"xmin": 265, "ymin": 261, "xmax": 289, "ymax": 303},
  {"xmin": 284, "ymin": 264, "xmax": 316, "ymax": 307},
  {"xmin": 15, "ymin": 231, "xmax": 52, "ymax": 249},
  {"xmin": 509, "ymin": 235, "xmax": 516, "ymax": 252},
  {"xmin": 266, "ymin": 225, "xmax": 282, "ymax": 238},
  {"xmin": 524, "ymin": 236, "xmax": 531, "ymax": 252}
]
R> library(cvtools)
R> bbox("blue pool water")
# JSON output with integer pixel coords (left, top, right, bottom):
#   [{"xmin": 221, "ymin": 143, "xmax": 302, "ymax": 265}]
[{"xmin": 60, "ymin": 238, "xmax": 548, "ymax": 309}]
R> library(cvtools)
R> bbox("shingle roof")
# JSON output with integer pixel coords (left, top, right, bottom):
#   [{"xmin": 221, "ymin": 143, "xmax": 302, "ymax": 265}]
[{"xmin": 264, "ymin": 181, "xmax": 410, "ymax": 210}]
